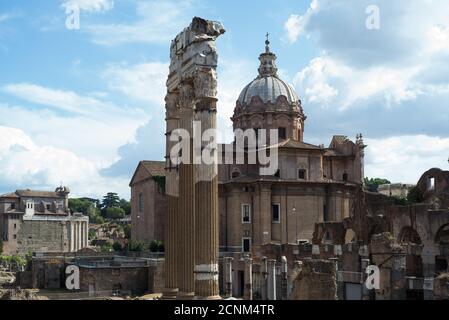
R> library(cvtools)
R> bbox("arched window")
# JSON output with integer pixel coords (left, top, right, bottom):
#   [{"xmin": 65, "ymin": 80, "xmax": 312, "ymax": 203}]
[
  {"xmin": 435, "ymin": 224, "xmax": 449, "ymax": 244},
  {"xmin": 278, "ymin": 127, "xmax": 286, "ymax": 140},
  {"xmin": 298, "ymin": 169, "xmax": 306, "ymax": 180},
  {"xmin": 138, "ymin": 193, "xmax": 144, "ymax": 213}
]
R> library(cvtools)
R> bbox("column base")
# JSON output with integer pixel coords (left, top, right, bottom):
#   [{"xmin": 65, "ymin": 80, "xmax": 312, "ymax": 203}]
[
  {"xmin": 161, "ymin": 288, "xmax": 178, "ymax": 300},
  {"xmin": 196, "ymin": 295, "xmax": 222, "ymax": 300},
  {"xmin": 177, "ymin": 291, "xmax": 195, "ymax": 300}
]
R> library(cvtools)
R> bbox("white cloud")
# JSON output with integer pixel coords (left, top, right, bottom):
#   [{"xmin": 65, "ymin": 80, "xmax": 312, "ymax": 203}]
[
  {"xmin": 0, "ymin": 125, "xmax": 130, "ymax": 198},
  {"xmin": 0, "ymin": 102, "xmax": 143, "ymax": 165},
  {"xmin": 2, "ymin": 83, "xmax": 146, "ymax": 124},
  {"xmin": 365, "ymin": 135, "xmax": 449, "ymax": 184},
  {"xmin": 103, "ymin": 62, "xmax": 168, "ymax": 104},
  {"xmin": 427, "ymin": 25, "xmax": 449, "ymax": 54},
  {"xmin": 61, "ymin": 0, "xmax": 114, "ymax": 12},
  {"xmin": 283, "ymin": 0, "xmax": 318, "ymax": 43},
  {"xmin": 85, "ymin": 0, "xmax": 192, "ymax": 45},
  {"xmin": 293, "ymin": 55, "xmax": 421, "ymax": 110}
]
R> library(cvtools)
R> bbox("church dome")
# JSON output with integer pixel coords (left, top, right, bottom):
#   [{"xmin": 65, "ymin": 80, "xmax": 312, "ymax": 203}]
[
  {"xmin": 237, "ymin": 36, "xmax": 300, "ymax": 106},
  {"xmin": 237, "ymin": 76, "xmax": 299, "ymax": 105}
]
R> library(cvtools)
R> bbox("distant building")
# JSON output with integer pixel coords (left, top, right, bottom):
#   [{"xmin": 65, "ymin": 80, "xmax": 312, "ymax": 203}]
[
  {"xmin": 378, "ymin": 183, "xmax": 415, "ymax": 198},
  {"xmin": 0, "ymin": 186, "xmax": 88, "ymax": 255},
  {"xmin": 16, "ymin": 251, "xmax": 164, "ymax": 297},
  {"xmin": 129, "ymin": 161, "xmax": 167, "ymax": 244}
]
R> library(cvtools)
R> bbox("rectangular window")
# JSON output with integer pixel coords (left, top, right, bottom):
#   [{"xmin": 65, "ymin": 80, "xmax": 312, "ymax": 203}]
[
  {"xmin": 46, "ymin": 204, "xmax": 51, "ymax": 210},
  {"xmin": 10, "ymin": 203, "xmax": 15, "ymax": 210},
  {"xmin": 428, "ymin": 177, "xmax": 435, "ymax": 191},
  {"xmin": 278, "ymin": 127, "xmax": 286, "ymax": 140},
  {"xmin": 242, "ymin": 237, "xmax": 251, "ymax": 253},
  {"xmin": 298, "ymin": 169, "xmax": 306, "ymax": 180},
  {"xmin": 13, "ymin": 223, "xmax": 16, "ymax": 229},
  {"xmin": 13, "ymin": 234, "xmax": 17, "ymax": 239},
  {"xmin": 241, "ymin": 204, "xmax": 251, "ymax": 223},
  {"xmin": 272, "ymin": 203, "xmax": 280, "ymax": 223},
  {"xmin": 323, "ymin": 204, "xmax": 329, "ymax": 222},
  {"xmin": 138, "ymin": 193, "xmax": 144, "ymax": 212}
]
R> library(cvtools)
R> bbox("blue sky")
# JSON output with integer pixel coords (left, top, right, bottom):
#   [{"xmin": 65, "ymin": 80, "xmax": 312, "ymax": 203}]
[{"xmin": 0, "ymin": 0, "xmax": 449, "ymax": 199}]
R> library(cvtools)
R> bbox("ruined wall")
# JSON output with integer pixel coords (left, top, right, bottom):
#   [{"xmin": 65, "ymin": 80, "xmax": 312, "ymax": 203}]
[
  {"xmin": 80, "ymin": 266, "xmax": 149, "ymax": 295},
  {"xmin": 289, "ymin": 259, "xmax": 337, "ymax": 300},
  {"xmin": 148, "ymin": 259, "xmax": 165, "ymax": 293},
  {"xmin": 17, "ymin": 220, "xmax": 68, "ymax": 255}
]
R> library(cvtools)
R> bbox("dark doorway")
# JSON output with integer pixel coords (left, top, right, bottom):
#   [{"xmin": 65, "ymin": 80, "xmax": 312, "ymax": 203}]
[{"xmin": 238, "ymin": 271, "xmax": 244, "ymax": 297}]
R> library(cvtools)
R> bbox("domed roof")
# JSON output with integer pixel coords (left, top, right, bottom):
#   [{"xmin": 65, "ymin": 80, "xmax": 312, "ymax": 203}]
[
  {"xmin": 237, "ymin": 36, "xmax": 300, "ymax": 106},
  {"xmin": 238, "ymin": 76, "xmax": 299, "ymax": 105}
]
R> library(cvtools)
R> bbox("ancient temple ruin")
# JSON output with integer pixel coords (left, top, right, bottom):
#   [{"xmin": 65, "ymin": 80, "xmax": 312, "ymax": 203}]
[{"xmin": 163, "ymin": 17, "xmax": 225, "ymax": 300}]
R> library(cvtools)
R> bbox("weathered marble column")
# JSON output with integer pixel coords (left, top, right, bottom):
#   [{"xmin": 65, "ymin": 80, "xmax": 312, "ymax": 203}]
[
  {"xmin": 194, "ymin": 70, "xmax": 220, "ymax": 299},
  {"xmin": 164, "ymin": 17, "xmax": 225, "ymax": 300},
  {"xmin": 80, "ymin": 222, "xmax": 84, "ymax": 249},
  {"xmin": 162, "ymin": 92, "xmax": 180, "ymax": 300},
  {"xmin": 85, "ymin": 221, "xmax": 89, "ymax": 247},
  {"xmin": 177, "ymin": 83, "xmax": 196, "ymax": 299},
  {"xmin": 260, "ymin": 186, "xmax": 272, "ymax": 244},
  {"xmin": 224, "ymin": 257, "xmax": 233, "ymax": 297},
  {"xmin": 78, "ymin": 222, "xmax": 81, "ymax": 250},
  {"xmin": 70, "ymin": 222, "xmax": 74, "ymax": 252},
  {"xmin": 267, "ymin": 259, "xmax": 277, "ymax": 300},
  {"xmin": 244, "ymin": 257, "xmax": 253, "ymax": 300},
  {"xmin": 361, "ymin": 258, "xmax": 371, "ymax": 300},
  {"xmin": 280, "ymin": 256, "xmax": 288, "ymax": 300},
  {"xmin": 261, "ymin": 256, "xmax": 268, "ymax": 300}
]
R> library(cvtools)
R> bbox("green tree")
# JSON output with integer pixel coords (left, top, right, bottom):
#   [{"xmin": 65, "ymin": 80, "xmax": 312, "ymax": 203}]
[
  {"xmin": 112, "ymin": 241, "xmax": 123, "ymax": 251},
  {"xmin": 364, "ymin": 177, "xmax": 391, "ymax": 192},
  {"xmin": 407, "ymin": 186, "xmax": 424, "ymax": 204},
  {"xmin": 105, "ymin": 207, "xmax": 125, "ymax": 220},
  {"xmin": 68, "ymin": 198, "xmax": 91, "ymax": 214},
  {"xmin": 102, "ymin": 192, "xmax": 120, "ymax": 209},
  {"xmin": 69, "ymin": 198, "xmax": 104, "ymax": 224},
  {"xmin": 119, "ymin": 199, "xmax": 131, "ymax": 216}
]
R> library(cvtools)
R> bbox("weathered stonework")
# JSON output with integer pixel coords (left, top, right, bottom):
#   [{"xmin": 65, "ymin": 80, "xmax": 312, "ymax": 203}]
[{"xmin": 163, "ymin": 17, "xmax": 225, "ymax": 300}]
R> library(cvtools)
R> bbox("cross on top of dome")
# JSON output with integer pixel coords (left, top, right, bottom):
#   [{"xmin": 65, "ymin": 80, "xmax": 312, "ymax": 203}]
[
  {"xmin": 258, "ymin": 32, "xmax": 278, "ymax": 77},
  {"xmin": 265, "ymin": 32, "xmax": 270, "ymax": 53}
]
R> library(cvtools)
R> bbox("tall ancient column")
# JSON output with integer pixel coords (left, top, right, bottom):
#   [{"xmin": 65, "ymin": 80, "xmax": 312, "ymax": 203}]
[
  {"xmin": 194, "ymin": 69, "xmax": 220, "ymax": 299},
  {"xmin": 178, "ymin": 82, "xmax": 196, "ymax": 299},
  {"xmin": 164, "ymin": 17, "xmax": 225, "ymax": 300},
  {"xmin": 162, "ymin": 92, "xmax": 180, "ymax": 299},
  {"xmin": 244, "ymin": 257, "xmax": 253, "ymax": 300},
  {"xmin": 224, "ymin": 257, "xmax": 233, "ymax": 297}
]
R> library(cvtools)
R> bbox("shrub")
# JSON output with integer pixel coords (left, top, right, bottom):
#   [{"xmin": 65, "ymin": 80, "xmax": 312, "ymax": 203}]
[
  {"xmin": 149, "ymin": 240, "xmax": 164, "ymax": 252},
  {"xmin": 112, "ymin": 242, "xmax": 123, "ymax": 252},
  {"xmin": 100, "ymin": 243, "xmax": 113, "ymax": 253},
  {"xmin": 126, "ymin": 240, "xmax": 147, "ymax": 252}
]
